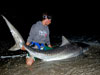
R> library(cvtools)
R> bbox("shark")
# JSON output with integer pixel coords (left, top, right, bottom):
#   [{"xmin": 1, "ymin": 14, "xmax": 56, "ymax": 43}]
[{"xmin": 2, "ymin": 15, "xmax": 89, "ymax": 61}]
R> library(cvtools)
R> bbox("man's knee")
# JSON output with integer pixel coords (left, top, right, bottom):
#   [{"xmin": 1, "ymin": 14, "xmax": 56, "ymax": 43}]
[{"xmin": 26, "ymin": 57, "xmax": 35, "ymax": 66}]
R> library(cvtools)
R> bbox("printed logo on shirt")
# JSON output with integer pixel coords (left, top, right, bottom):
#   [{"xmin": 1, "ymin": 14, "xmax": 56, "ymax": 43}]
[{"xmin": 39, "ymin": 30, "xmax": 47, "ymax": 37}]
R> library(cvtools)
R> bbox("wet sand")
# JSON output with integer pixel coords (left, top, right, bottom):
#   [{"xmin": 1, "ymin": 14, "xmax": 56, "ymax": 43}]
[{"xmin": 0, "ymin": 46, "xmax": 100, "ymax": 75}]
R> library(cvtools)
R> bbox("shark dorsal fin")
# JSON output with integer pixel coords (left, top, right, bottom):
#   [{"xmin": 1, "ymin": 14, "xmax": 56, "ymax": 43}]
[{"xmin": 60, "ymin": 36, "xmax": 70, "ymax": 47}]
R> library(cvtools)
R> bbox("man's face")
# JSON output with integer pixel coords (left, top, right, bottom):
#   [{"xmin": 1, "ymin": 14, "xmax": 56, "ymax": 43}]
[{"xmin": 45, "ymin": 19, "xmax": 51, "ymax": 25}]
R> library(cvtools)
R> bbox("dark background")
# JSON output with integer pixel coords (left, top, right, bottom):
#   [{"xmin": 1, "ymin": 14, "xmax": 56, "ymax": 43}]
[
  {"xmin": 0, "ymin": 1, "xmax": 99, "ymax": 41},
  {"xmin": 0, "ymin": 1, "xmax": 99, "ymax": 56}
]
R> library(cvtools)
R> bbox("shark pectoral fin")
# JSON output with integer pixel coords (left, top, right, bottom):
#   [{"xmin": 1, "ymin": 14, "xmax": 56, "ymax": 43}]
[{"xmin": 9, "ymin": 44, "xmax": 20, "ymax": 51}]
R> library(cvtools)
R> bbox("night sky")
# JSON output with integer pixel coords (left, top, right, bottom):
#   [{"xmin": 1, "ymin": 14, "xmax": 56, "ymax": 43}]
[{"xmin": 0, "ymin": 2, "xmax": 99, "ymax": 41}]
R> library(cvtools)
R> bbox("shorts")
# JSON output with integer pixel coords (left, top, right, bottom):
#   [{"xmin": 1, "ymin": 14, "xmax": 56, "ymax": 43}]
[
  {"xmin": 26, "ymin": 42, "xmax": 53, "ymax": 60},
  {"xmin": 26, "ymin": 42, "xmax": 45, "ymax": 60},
  {"xmin": 30, "ymin": 41, "xmax": 46, "ymax": 50},
  {"xmin": 26, "ymin": 53, "xmax": 36, "ymax": 61}
]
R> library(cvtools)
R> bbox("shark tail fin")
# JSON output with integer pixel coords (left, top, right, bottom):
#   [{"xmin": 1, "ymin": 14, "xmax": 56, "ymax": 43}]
[
  {"xmin": 2, "ymin": 15, "xmax": 25, "ymax": 51},
  {"xmin": 9, "ymin": 44, "xmax": 21, "ymax": 51}
]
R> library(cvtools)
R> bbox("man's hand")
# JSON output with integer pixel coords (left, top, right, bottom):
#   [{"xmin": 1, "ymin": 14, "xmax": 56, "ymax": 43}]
[
  {"xmin": 21, "ymin": 45, "xmax": 26, "ymax": 51},
  {"xmin": 21, "ymin": 42, "xmax": 30, "ymax": 51},
  {"xmin": 26, "ymin": 42, "xmax": 30, "ymax": 45},
  {"xmin": 48, "ymin": 44, "xmax": 52, "ymax": 48}
]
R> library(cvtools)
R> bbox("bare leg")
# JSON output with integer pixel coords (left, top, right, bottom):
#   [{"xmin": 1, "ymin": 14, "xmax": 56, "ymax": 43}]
[{"xmin": 26, "ymin": 57, "xmax": 35, "ymax": 66}]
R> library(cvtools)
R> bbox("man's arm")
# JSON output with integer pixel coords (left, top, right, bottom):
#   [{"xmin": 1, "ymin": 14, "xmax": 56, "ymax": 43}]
[
  {"xmin": 46, "ymin": 31, "xmax": 52, "ymax": 48},
  {"xmin": 46, "ymin": 35, "xmax": 52, "ymax": 48},
  {"xmin": 26, "ymin": 42, "xmax": 30, "ymax": 45}
]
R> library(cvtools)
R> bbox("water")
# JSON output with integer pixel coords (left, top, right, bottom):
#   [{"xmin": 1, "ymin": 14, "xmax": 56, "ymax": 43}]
[
  {"xmin": 0, "ymin": 35, "xmax": 100, "ymax": 75},
  {"xmin": 0, "ymin": 46, "xmax": 100, "ymax": 75}
]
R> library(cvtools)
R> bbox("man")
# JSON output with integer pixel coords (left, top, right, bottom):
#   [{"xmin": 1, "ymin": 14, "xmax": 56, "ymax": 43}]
[{"xmin": 21, "ymin": 13, "xmax": 52, "ymax": 66}]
